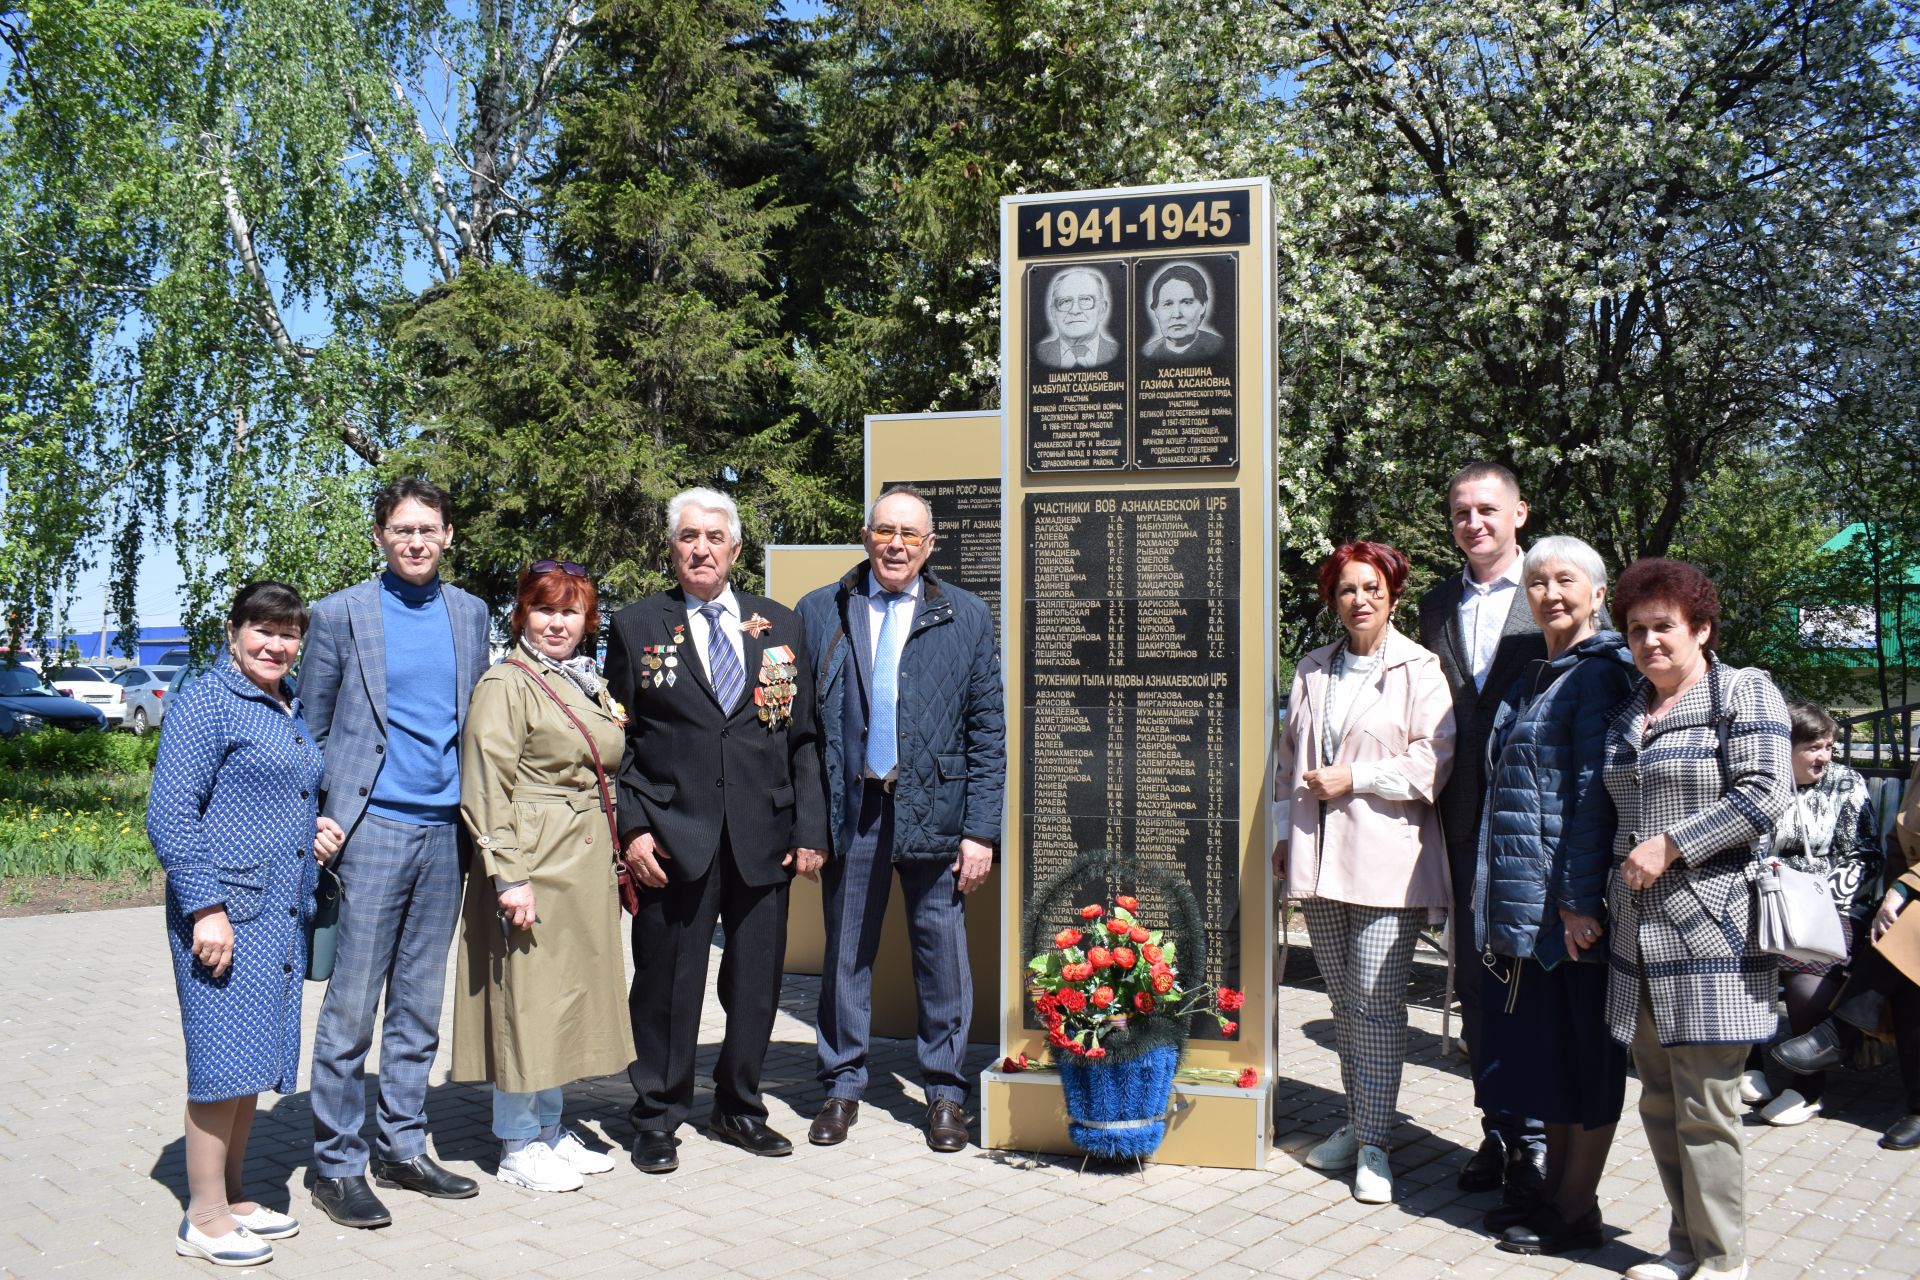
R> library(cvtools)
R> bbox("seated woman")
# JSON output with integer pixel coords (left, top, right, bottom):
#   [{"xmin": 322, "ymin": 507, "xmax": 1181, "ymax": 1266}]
[
  {"xmin": 452, "ymin": 561, "xmax": 632, "ymax": 1191},
  {"xmin": 147, "ymin": 583, "xmax": 345, "ymax": 1266},
  {"xmin": 1746, "ymin": 702, "xmax": 1881, "ymax": 1126},
  {"xmin": 1472, "ymin": 537, "xmax": 1636, "ymax": 1255},
  {"xmin": 1273, "ymin": 540, "xmax": 1456, "ymax": 1205}
]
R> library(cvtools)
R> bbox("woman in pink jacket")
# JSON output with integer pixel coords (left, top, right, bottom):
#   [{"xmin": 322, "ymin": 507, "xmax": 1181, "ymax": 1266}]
[{"xmin": 1272, "ymin": 540, "xmax": 1458, "ymax": 1205}]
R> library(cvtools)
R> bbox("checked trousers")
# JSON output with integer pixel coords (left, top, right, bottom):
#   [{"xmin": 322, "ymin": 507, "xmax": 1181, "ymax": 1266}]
[{"xmin": 1299, "ymin": 899, "xmax": 1425, "ymax": 1149}]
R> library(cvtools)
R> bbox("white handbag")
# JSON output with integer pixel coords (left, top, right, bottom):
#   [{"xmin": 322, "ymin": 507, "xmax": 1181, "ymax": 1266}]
[{"xmin": 1748, "ymin": 855, "xmax": 1849, "ymax": 965}]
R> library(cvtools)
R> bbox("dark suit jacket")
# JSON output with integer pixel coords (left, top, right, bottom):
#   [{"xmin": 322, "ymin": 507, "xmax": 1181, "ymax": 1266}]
[
  {"xmin": 1416, "ymin": 571, "xmax": 1546, "ymax": 879},
  {"xmin": 606, "ymin": 588, "xmax": 830, "ymax": 887}
]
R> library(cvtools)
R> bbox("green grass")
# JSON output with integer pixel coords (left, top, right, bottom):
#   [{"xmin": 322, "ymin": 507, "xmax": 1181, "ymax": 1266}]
[{"xmin": 0, "ymin": 732, "xmax": 159, "ymax": 879}]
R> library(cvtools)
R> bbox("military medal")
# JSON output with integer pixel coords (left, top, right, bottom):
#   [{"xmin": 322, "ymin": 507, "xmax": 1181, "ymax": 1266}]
[{"xmin": 756, "ymin": 645, "xmax": 797, "ymax": 729}]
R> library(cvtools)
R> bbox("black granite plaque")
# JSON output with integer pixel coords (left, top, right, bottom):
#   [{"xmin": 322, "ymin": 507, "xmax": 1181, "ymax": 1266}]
[
  {"xmin": 883, "ymin": 477, "xmax": 1002, "ymax": 627},
  {"xmin": 1020, "ymin": 489, "xmax": 1240, "ymax": 1037},
  {"xmin": 1133, "ymin": 254, "xmax": 1238, "ymax": 469},
  {"xmin": 1024, "ymin": 261, "xmax": 1128, "ymax": 472}
]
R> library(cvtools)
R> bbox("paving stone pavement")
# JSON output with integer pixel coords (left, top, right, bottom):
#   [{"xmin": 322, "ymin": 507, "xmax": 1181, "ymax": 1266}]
[{"xmin": 1, "ymin": 906, "xmax": 1916, "ymax": 1279}]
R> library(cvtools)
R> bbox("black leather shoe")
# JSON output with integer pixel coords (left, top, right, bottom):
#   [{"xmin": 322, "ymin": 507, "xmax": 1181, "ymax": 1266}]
[
  {"xmin": 1501, "ymin": 1141, "xmax": 1548, "ymax": 1208},
  {"xmin": 1496, "ymin": 1203, "xmax": 1604, "ymax": 1256},
  {"xmin": 371, "ymin": 1154, "xmax": 479, "ymax": 1199},
  {"xmin": 1881, "ymin": 1114, "xmax": 1920, "ymax": 1151},
  {"xmin": 706, "ymin": 1112, "xmax": 794, "ymax": 1156},
  {"xmin": 1457, "ymin": 1133, "xmax": 1507, "ymax": 1192},
  {"xmin": 809, "ymin": 1099, "xmax": 859, "ymax": 1146},
  {"xmin": 1482, "ymin": 1201, "xmax": 1534, "ymax": 1234},
  {"xmin": 925, "ymin": 1100, "xmax": 969, "ymax": 1153},
  {"xmin": 1770, "ymin": 1021, "xmax": 1852, "ymax": 1075},
  {"xmin": 311, "ymin": 1174, "xmax": 392, "ymax": 1229},
  {"xmin": 631, "ymin": 1128, "xmax": 680, "ymax": 1173}
]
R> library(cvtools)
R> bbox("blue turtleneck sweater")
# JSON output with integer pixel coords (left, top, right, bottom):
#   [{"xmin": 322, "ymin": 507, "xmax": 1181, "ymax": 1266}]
[{"xmin": 366, "ymin": 571, "xmax": 460, "ymax": 825}]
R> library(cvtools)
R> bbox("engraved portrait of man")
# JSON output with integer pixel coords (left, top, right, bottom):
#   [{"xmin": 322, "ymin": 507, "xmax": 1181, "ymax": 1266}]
[
  {"xmin": 1033, "ymin": 265, "xmax": 1122, "ymax": 370},
  {"xmin": 1140, "ymin": 261, "xmax": 1225, "ymax": 363}
]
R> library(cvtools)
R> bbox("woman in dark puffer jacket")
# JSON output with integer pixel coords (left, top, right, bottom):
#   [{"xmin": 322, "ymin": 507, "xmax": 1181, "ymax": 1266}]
[{"xmin": 1471, "ymin": 536, "xmax": 1637, "ymax": 1256}]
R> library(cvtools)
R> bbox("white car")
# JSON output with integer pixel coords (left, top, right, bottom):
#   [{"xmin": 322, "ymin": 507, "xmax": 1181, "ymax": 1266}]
[{"xmin": 45, "ymin": 664, "xmax": 128, "ymax": 727}]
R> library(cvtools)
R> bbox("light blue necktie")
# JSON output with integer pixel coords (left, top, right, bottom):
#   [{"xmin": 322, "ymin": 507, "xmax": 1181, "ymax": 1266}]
[
  {"xmin": 699, "ymin": 601, "xmax": 745, "ymax": 714},
  {"xmin": 865, "ymin": 591, "xmax": 904, "ymax": 778}
]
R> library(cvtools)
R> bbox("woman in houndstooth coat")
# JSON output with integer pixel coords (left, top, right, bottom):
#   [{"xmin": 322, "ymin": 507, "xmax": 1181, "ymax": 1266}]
[{"xmin": 1601, "ymin": 560, "xmax": 1793, "ymax": 1280}]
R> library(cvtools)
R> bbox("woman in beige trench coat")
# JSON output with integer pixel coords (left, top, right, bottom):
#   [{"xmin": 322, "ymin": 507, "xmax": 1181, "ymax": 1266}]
[
  {"xmin": 1272, "ymin": 540, "xmax": 1457, "ymax": 1206},
  {"xmin": 454, "ymin": 561, "xmax": 631, "ymax": 1193}
]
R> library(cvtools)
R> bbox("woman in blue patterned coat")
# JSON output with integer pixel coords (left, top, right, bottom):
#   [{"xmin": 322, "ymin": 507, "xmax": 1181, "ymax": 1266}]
[
  {"xmin": 147, "ymin": 583, "xmax": 345, "ymax": 1267},
  {"xmin": 1602, "ymin": 560, "xmax": 1793, "ymax": 1280}
]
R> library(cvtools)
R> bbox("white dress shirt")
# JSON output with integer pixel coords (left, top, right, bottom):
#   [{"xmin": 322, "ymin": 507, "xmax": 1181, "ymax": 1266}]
[
  {"xmin": 1457, "ymin": 554, "xmax": 1525, "ymax": 691},
  {"xmin": 684, "ymin": 585, "xmax": 744, "ymax": 680},
  {"xmin": 864, "ymin": 573, "xmax": 921, "ymax": 669}
]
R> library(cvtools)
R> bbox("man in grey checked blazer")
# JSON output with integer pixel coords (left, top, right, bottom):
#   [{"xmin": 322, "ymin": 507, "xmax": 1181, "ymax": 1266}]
[
  {"xmin": 302, "ymin": 478, "xmax": 491, "ymax": 1229},
  {"xmin": 1416, "ymin": 461, "xmax": 1549, "ymax": 1199}
]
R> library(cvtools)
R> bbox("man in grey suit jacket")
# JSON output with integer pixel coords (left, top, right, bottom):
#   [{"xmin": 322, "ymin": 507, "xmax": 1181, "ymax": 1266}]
[
  {"xmin": 303, "ymin": 478, "xmax": 492, "ymax": 1229},
  {"xmin": 1416, "ymin": 461, "xmax": 1549, "ymax": 1204}
]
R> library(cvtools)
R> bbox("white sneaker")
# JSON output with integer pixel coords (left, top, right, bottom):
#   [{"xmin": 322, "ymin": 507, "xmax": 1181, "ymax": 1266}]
[
  {"xmin": 1352, "ymin": 1143, "xmax": 1392, "ymax": 1204},
  {"xmin": 1696, "ymin": 1264, "xmax": 1747, "ymax": 1280},
  {"xmin": 1738, "ymin": 1068, "xmax": 1773, "ymax": 1105},
  {"xmin": 174, "ymin": 1219, "xmax": 273, "ymax": 1267},
  {"xmin": 231, "ymin": 1206, "xmax": 299, "ymax": 1240},
  {"xmin": 1624, "ymin": 1251, "xmax": 1699, "ymax": 1280},
  {"xmin": 1759, "ymin": 1088, "xmax": 1822, "ymax": 1126},
  {"xmin": 549, "ymin": 1126, "xmax": 617, "ymax": 1174},
  {"xmin": 496, "ymin": 1139, "xmax": 584, "ymax": 1192},
  {"xmin": 1303, "ymin": 1123, "xmax": 1358, "ymax": 1170}
]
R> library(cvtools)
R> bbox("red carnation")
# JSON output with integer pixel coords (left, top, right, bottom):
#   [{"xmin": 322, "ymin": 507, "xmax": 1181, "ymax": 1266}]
[
  {"xmin": 1063, "ymin": 961, "xmax": 1094, "ymax": 983},
  {"xmin": 1049, "ymin": 1028, "xmax": 1072, "ymax": 1049},
  {"xmin": 1086, "ymin": 1045, "xmax": 1108, "ymax": 1060},
  {"xmin": 1115, "ymin": 895, "xmax": 1139, "ymax": 911},
  {"xmin": 1112, "ymin": 946, "xmax": 1137, "ymax": 970},
  {"xmin": 1001, "ymin": 1054, "xmax": 1029, "ymax": 1073},
  {"xmin": 1133, "ymin": 992, "xmax": 1156, "ymax": 1014},
  {"xmin": 1079, "ymin": 903, "xmax": 1105, "ymax": 920},
  {"xmin": 1237, "ymin": 1068, "xmax": 1260, "ymax": 1089},
  {"xmin": 1057, "ymin": 988, "xmax": 1087, "ymax": 1012},
  {"xmin": 1152, "ymin": 971, "xmax": 1175, "ymax": 994},
  {"xmin": 1217, "ymin": 987, "xmax": 1246, "ymax": 1012},
  {"xmin": 1090, "ymin": 986, "xmax": 1116, "ymax": 1009},
  {"xmin": 1142, "ymin": 944, "xmax": 1163, "ymax": 964},
  {"xmin": 1107, "ymin": 918, "xmax": 1130, "ymax": 935},
  {"xmin": 1055, "ymin": 927, "xmax": 1083, "ymax": 949},
  {"xmin": 1087, "ymin": 946, "xmax": 1114, "ymax": 968},
  {"xmin": 1221, "ymin": 1020, "xmax": 1239, "ymax": 1036},
  {"xmin": 1069, "ymin": 1041, "xmax": 1088, "ymax": 1056},
  {"xmin": 1034, "ymin": 993, "xmax": 1058, "ymax": 1014},
  {"xmin": 1129, "ymin": 925, "xmax": 1150, "ymax": 943}
]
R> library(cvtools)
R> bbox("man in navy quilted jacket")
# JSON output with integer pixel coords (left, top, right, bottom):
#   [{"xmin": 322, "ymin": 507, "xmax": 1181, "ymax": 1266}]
[{"xmin": 796, "ymin": 486, "xmax": 1006, "ymax": 1153}]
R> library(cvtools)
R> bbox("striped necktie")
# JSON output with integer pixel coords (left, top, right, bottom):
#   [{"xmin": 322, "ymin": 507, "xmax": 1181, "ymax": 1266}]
[{"xmin": 699, "ymin": 601, "xmax": 745, "ymax": 714}]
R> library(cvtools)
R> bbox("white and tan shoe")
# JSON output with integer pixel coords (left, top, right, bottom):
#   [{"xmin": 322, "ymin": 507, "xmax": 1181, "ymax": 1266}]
[
  {"xmin": 1737, "ymin": 1068, "xmax": 1773, "ymax": 1106},
  {"xmin": 1624, "ymin": 1251, "xmax": 1698, "ymax": 1280}
]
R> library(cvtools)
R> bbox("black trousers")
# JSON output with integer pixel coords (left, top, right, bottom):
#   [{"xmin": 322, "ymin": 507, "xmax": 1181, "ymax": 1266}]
[
  {"xmin": 1450, "ymin": 841, "xmax": 1546, "ymax": 1147},
  {"xmin": 1844, "ymin": 946, "xmax": 1920, "ymax": 1113},
  {"xmin": 625, "ymin": 827, "xmax": 790, "ymax": 1130}
]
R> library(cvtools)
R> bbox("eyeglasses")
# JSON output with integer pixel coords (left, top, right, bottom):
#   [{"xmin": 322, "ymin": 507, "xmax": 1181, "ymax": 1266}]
[
  {"xmin": 867, "ymin": 525, "xmax": 929, "ymax": 547},
  {"xmin": 1052, "ymin": 293, "xmax": 1102, "ymax": 313},
  {"xmin": 530, "ymin": 560, "xmax": 589, "ymax": 577},
  {"xmin": 384, "ymin": 524, "xmax": 445, "ymax": 541}
]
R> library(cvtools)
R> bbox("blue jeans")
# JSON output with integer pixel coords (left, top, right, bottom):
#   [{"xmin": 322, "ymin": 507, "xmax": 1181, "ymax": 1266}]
[{"xmin": 492, "ymin": 1087, "xmax": 564, "ymax": 1140}]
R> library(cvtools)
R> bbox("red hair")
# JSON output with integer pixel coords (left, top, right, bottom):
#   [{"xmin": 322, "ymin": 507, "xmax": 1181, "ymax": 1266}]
[
  {"xmin": 1317, "ymin": 540, "xmax": 1411, "ymax": 606},
  {"xmin": 510, "ymin": 564, "xmax": 599, "ymax": 643},
  {"xmin": 1613, "ymin": 558, "xmax": 1720, "ymax": 651}
]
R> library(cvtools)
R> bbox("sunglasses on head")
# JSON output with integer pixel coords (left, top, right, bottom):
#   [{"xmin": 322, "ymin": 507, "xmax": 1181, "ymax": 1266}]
[{"xmin": 530, "ymin": 560, "xmax": 589, "ymax": 578}]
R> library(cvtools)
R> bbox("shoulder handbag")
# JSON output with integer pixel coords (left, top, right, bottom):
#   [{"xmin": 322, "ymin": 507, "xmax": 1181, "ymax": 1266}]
[
  {"xmin": 505, "ymin": 658, "xmax": 640, "ymax": 915},
  {"xmin": 306, "ymin": 862, "xmax": 343, "ymax": 981},
  {"xmin": 1710, "ymin": 665, "xmax": 1848, "ymax": 964}
]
